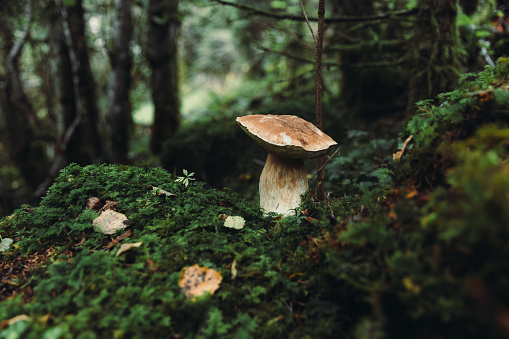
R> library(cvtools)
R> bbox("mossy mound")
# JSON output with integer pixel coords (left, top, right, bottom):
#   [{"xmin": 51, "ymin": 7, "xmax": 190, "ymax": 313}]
[{"xmin": 1, "ymin": 60, "xmax": 509, "ymax": 338}]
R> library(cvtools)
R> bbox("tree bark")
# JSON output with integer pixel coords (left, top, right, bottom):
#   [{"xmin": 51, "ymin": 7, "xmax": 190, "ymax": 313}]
[
  {"xmin": 0, "ymin": 0, "xmax": 50, "ymax": 190},
  {"xmin": 109, "ymin": 0, "xmax": 133, "ymax": 163},
  {"xmin": 315, "ymin": 0, "xmax": 325, "ymax": 201},
  {"xmin": 147, "ymin": 0, "xmax": 181, "ymax": 154},
  {"xmin": 407, "ymin": 0, "xmax": 464, "ymax": 111},
  {"xmin": 330, "ymin": 0, "xmax": 410, "ymax": 117},
  {"xmin": 62, "ymin": 0, "xmax": 103, "ymax": 164}
]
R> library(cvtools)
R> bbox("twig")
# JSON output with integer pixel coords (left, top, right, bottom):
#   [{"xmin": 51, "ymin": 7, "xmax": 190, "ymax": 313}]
[
  {"xmin": 392, "ymin": 135, "xmax": 413, "ymax": 161},
  {"xmin": 6, "ymin": 0, "xmax": 32, "ymax": 95},
  {"xmin": 211, "ymin": 0, "xmax": 419, "ymax": 23},
  {"xmin": 260, "ymin": 46, "xmax": 408, "ymax": 68},
  {"xmin": 308, "ymin": 146, "xmax": 340, "ymax": 182},
  {"xmin": 326, "ymin": 192, "xmax": 335, "ymax": 219},
  {"xmin": 299, "ymin": 0, "xmax": 316, "ymax": 44}
]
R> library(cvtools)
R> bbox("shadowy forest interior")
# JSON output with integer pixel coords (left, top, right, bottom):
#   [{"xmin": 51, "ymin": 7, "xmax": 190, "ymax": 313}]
[{"xmin": 1, "ymin": 0, "xmax": 509, "ymax": 337}]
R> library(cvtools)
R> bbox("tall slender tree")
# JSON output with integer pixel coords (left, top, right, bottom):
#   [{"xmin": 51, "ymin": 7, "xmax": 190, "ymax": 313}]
[
  {"xmin": 0, "ymin": 0, "xmax": 50, "ymax": 189},
  {"xmin": 147, "ymin": 0, "xmax": 181, "ymax": 154},
  {"xmin": 109, "ymin": 0, "xmax": 133, "ymax": 163},
  {"xmin": 63, "ymin": 0, "xmax": 103, "ymax": 164},
  {"xmin": 315, "ymin": 0, "xmax": 326, "ymax": 201}
]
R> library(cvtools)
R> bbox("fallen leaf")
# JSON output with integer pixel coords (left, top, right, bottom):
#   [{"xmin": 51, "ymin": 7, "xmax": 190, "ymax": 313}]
[
  {"xmin": 393, "ymin": 135, "xmax": 413, "ymax": 161},
  {"xmin": 93, "ymin": 210, "xmax": 129, "ymax": 235},
  {"xmin": 0, "ymin": 238, "xmax": 14, "ymax": 252},
  {"xmin": 178, "ymin": 264, "xmax": 222, "ymax": 300},
  {"xmin": 224, "ymin": 216, "xmax": 245, "ymax": 230},
  {"xmin": 402, "ymin": 277, "xmax": 421, "ymax": 294},
  {"xmin": 100, "ymin": 200, "xmax": 119, "ymax": 212},
  {"xmin": 231, "ymin": 259, "xmax": 238, "ymax": 280},
  {"xmin": 406, "ymin": 190, "xmax": 418, "ymax": 199},
  {"xmin": 86, "ymin": 197, "xmax": 103, "ymax": 210},
  {"xmin": 7, "ymin": 314, "xmax": 31, "ymax": 325},
  {"xmin": 115, "ymin": 242, "xmax": 142, "ymax": 257},
  {"xmin": 152, "ymin": 186, "xmax": 177, "ymax": 197}
]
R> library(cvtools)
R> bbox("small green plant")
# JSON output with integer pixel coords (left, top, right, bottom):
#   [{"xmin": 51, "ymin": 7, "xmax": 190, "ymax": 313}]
[{"xmin": 175, "ymin": 169, "xmax": 196, "ymax": 187}]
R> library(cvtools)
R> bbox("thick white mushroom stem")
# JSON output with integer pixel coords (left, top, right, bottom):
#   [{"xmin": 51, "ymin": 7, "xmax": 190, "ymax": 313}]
[{"xmin": 259, "ymin": 153, "xmax": 308, "ymax": 215}]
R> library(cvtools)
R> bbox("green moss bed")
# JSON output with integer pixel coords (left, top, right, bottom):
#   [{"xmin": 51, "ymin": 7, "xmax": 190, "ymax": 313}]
[{"xmin": 1, "ymin": 60, "xmax": 509, "ymax": 338}]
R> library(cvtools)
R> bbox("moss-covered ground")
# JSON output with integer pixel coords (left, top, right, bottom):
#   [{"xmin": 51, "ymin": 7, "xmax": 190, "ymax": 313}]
[{"xmin": 1, "ymin": 59, "xmax": 509, "ymax": 338}]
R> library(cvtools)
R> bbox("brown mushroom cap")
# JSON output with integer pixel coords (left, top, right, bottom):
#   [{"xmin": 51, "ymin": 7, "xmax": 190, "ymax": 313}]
[{"xmin": 237, "ymin": 114, "xmax": 337, "ymax": 159}]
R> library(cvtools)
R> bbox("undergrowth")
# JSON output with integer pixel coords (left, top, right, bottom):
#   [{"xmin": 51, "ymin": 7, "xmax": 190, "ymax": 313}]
[{"xmin": 1, "ymin": 59, "xmax": 509, "ymax": 338}]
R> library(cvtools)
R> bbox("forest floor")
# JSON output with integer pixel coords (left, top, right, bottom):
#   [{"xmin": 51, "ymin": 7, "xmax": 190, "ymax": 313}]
[{"xmin": 1, "ymin": 60, "xmax": 509, "ymax": 338}]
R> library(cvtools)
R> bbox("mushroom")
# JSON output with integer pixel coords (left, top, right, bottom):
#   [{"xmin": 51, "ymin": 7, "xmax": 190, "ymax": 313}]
[{"xmin": 237, "ymin": 114, "xmax": 337, "ymax": 215}]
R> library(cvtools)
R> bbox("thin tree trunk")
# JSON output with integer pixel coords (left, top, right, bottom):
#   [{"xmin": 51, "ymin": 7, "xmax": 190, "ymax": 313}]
[
  {"xmin": 64, "ymin": 0, "xmax": 103, "ymax": 164},
  {"xmin": 0, "ymin": 0, "xmax": 50, "ymax": 189},
  {"xmin": 147, "ymin": 0, "xmax": 180, "ymax": 154},
  {"xmin": 109, "ymin": 0, "xmax": 133, "ymax": 163},
  {"xmin": 315, "ymin": 0, "xmax": 325, "ymax": 201}
]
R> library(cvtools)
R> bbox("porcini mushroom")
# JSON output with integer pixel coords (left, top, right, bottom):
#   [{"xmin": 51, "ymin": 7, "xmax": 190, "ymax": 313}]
[{"xmin": 237, "ymin": 114, "xmax": 337, "ymax": 215}]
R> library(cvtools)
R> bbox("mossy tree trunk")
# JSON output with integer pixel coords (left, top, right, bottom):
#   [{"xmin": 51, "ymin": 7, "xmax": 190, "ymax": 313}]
[
  {"xmin": 330, "ymin": 0, "xmax": 410, "ymax": 117},
  {"xmin": 147, "ymin": 0, "xmax": 181, "ymax": 154},
  {"xmin": 407, "ymin": 0, "xmax": 465, "ymax": 111},
  {"xmin": 108, "ymin": 0, "xmax": 133, "ymax": 164}
]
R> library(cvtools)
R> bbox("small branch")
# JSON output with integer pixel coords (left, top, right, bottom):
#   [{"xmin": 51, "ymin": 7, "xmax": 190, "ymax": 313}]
[
  {"xmin": 299, "ymin": 0, "xmax": 316, "ymax": 44},
  {"xmin": 211, "ymin": 0, "xmax": 419, "ymax": 23},
  {"xmin": 308, "ymin": 146, "xmax": 341, "ymax": 182},
  {"xmin": 260, "ymin": 46, "xmax": 408, "ymax": 68},
  {"xmin": 8, "ymin": 0, "xmax": 32, "ymax": 62},
  {"xmin": 6, "ymin": 0, "xmax": 32, "ymax": 95}
]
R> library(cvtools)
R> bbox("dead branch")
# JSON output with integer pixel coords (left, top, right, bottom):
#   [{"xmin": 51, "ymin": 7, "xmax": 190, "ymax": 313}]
[{"xmin": 211, "ymin": 0, "xmax": 419, "ymax": 23}]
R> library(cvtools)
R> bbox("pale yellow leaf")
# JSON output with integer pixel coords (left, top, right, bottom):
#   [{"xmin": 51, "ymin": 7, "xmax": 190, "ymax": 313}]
[
  {"xmin": 231, "ymin": 259, "xmax": 238, "ymax": 280},
  {"xmin": 152, "ymin": 186, "xmax": 177, "ymax": 197},
  {"xmin": 224, "ymin": 216, "xmax": 245, "ymax": 230},
  {"xmin": 115, "ymin": 242, "xmax": 143, "ymax": 257},
  {"xmin": 93, "ymin": 210, "xmax": 129, "ymax": 235},
  {"xmin": 178, "ymin": 264, "xmax": 222, "ymax": 300},
  {"xmin": 6, "ymin": 314, "xmax": 31, "ymax": 325}
]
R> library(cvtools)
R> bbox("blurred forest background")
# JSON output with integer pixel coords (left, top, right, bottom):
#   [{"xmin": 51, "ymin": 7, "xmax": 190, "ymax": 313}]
[{"xmin": 1, "ymin": 0, "xmax": 508, "ymax": 218}]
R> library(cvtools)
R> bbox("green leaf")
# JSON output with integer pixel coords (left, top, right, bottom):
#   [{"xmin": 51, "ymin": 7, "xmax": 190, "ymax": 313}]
[{"xmin": 270, "ymin": 1, "xmax": 287, "ymax": 9}]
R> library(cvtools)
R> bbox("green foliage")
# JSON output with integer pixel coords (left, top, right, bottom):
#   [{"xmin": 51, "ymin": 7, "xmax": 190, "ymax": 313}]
[{"xmin": 2, "ymin": 58, "xmax": 509, "ymax": 338}]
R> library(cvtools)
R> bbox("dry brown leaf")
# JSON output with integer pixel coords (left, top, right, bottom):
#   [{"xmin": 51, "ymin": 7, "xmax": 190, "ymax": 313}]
[
  {"xmin": 115, "ymin": 242, "xmax": 142, "ymax": 257},
  {"xmin": 86, "ymin": 197, "xmax": 103, "ymax": 210},
  {"xmin": 178, "ymin": 264, "xmax": 222, "ymax": 300},
  {"xmin": 100, "ymin": 200, "xmax": 119, "ymax": 212},
  {"xmin": 93, "ymin": 210, "xmax": 129, "ymax": 235}
]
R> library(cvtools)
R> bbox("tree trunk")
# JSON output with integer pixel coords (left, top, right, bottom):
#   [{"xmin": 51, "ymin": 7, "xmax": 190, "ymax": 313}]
[
  {"xmin": 147, "ymin": 0, "xmax": 181, "ymax": 154},
  {"xmin": 58, "ymin": 0, "xmax": 103, "ymax": 165},
  {"xmin": 407, "ymin": 0, "xmax": 464, "ymax": 111},
  {"xmin": 109, "ymin": 0, "xmax": 133, "ymax": 164},
  {"xmin": 0, "ymin": 0, "xmax": 50, "ymax": 190},
  {"xmin": 330, "ymin": 0, "xmax": 410, "ymax": 118}
]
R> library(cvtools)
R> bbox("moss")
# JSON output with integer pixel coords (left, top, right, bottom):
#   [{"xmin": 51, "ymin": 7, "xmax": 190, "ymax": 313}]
[{"xmin": 1, "ymin": 60, "xmax": 509, "ymax": 338}]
